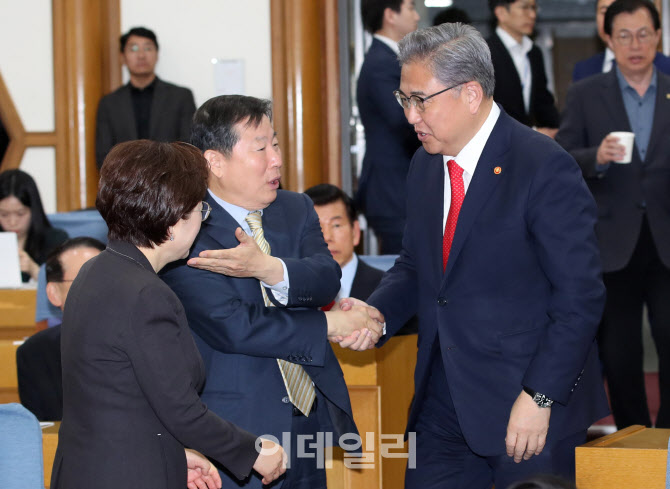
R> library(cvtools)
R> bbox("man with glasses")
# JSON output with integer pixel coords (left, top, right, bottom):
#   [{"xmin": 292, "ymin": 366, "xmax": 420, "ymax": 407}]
[
  {"xmin": 95, "ymin": 27, "xmax": 196, "ymax": 169},
  {"xmin": 350, "ymin": 22, "xmax": 607, "ymax": 488},
  {"xmin": 557, "ymin": 0, "xmax": 670, "ymax": 430},
  {"xmin": 486, "ymin": 0, "xmax": 560, "ymax": 138},
  {"xmin": 16, "ymin": 237, "xmax": 105, "ymax": 421},
  {"xmin": 573, "ymin": 0, "xmax": 670, "ymax": 82}
]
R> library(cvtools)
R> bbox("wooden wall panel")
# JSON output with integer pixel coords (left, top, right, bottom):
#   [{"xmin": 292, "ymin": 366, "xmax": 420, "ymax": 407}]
[{"xmin": 271, "ymin": 0, "xmax": 342, "ymax": 192}]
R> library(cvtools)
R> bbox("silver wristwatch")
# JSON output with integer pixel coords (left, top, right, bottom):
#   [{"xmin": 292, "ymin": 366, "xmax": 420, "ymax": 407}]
[{"xmin": 523, "ymin": 387, "xmax": 553, "ymax": 408}]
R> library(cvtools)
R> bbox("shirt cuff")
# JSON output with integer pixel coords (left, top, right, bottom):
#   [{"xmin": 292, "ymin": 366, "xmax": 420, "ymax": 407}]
[{"xmin": 262, "ymin": 259, "xmax": 289, "ymax": 306}]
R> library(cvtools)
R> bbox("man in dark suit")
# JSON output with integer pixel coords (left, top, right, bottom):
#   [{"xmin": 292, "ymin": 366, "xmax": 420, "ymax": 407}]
[
  {"xmin": 487, "ymin": 0, "xmax": 560, "ymax": 138},
  {"xmin": 161, "ymin": 95, "xmax": 384, "ymax": 489},
  {"xmin": 346, "ymin": 23, "xmax": 608, "ymax": 488},
  {"xmin": 16, "ymin": 237, "xmax": 104, "ymax": 421},
  {"xmin": 356, "ymin": 0, "xmax": 421, "ymax": 254},
  {"xmin": 572, "ymin": 0, "xmax": 670, "ymax": 82},
  {"xmin": 95, "ymin": 27, "xmax": 196, "ymax": 169},
  {"xmin": 305, "ymin": 183, "xmax": 382, "ymax": 302},
  {"xmin": 557, "ymin": 0, "xmax": 670, "ymax": 430}
]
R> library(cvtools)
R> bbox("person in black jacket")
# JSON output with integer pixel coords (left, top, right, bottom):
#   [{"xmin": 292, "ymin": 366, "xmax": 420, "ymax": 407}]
[
  {"xmin": 487, "ymin": 0, "xmax": 560, "ymax": 137},
  {"xmin": 16, "ymin": 237, "xmax": 105, "ymax": 422},
  {"xmin": 51, "ymin": 140, "xmax": 286, "ymax": 489}
]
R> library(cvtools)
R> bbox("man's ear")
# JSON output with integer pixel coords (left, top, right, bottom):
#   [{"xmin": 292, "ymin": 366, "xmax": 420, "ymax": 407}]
[
  {"xmin": 204, "ymin": 149, "xmax": 226, "ymax": 179},
  {"xmin": 383, "ymin": 6, "xmax": 397, "ymax": 27},
  {"xmin": 493, "ymin": 5, "xmax": 507, "ymax": 24},
  {"xmin": 464, "ymin": 81, "xmax": 484, "ymax": 114},
  {"xmin": 605, "ymin": 34, "xmax": 614, "ymax": 52},
  {"xmin": 46, "ymin": 282, "xmax": 64, "ymax": 310},
  {"xmin": 352, "ymin": 219, "xmax": 361, "ymax": 248}
]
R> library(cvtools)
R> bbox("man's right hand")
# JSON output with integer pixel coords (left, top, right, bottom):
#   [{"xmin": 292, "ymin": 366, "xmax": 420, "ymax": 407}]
[
  {"xmin": 253, "ymin": 438, "xmax": 287, "ymax": 485},
  {"xmin": 325, "ymin": 300, "xmax": 385, "ymax": 350},
  {"xmin": 596, "ymin": 134, "xmax": 625, "ymax": 165}
]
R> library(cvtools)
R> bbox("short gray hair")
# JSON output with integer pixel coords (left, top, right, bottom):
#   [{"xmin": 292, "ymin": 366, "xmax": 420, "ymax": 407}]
[{"xmin": 398, "ymin": 23, "xmax": 495, "ymax": 97}]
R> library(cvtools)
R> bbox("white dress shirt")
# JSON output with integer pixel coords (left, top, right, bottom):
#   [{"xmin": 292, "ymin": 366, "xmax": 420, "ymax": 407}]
[
  {"xmin": 442, "ymin": 104, "xmax": 501, "ymax": 231},
  {"xmin": 373, "ymin": 34, "xmax": 399, "ymax": 54},
  {"xmin": 338, "ymin": 253, "xmax": 358, "ymax": 300},
  {"xmin": 496, "ymin": 27, "xmax": 533, "ymax": 113},
  {"xmin": 208, "ymin": 189, "xmax": 290, "ymax": 304},
  {"xmin": 602, "ymin": 48, "xmax": 615, "ymax": 74}
]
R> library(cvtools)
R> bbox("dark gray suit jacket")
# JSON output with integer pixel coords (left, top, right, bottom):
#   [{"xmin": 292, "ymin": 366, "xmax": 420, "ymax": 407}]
[
  {"xmin": 556, "ymin": 69, "xmax": 670, "ymax": 272},
  {"xmin": 95, "ymin": 77, "xmax": 196, "ymax": 168},
  {"xmin": 51, "ymin": 241, "xmax": 258, "ymax": 489}
]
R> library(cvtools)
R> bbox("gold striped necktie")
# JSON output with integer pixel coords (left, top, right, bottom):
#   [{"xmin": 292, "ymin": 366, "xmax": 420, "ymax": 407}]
[{"xmin": 245, "ymin": 211, "xmax": 316, "ymax": 416}]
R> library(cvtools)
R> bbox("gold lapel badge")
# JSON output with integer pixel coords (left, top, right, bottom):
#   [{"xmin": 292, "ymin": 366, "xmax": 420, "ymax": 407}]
[{"xmin": 494, "ymin": 166, "xmax": 502, "ymax": 174}]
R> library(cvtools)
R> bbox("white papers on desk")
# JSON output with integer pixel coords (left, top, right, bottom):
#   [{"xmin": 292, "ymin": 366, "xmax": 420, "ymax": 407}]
[{"xmin": 0, "ymin": 232, "xmax": 22, "ymax": 288}]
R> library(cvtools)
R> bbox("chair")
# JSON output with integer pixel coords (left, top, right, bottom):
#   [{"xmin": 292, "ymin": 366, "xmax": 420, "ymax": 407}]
[
  {"xmin": 359, "ymin": 254, "xmax": 399, "ymax": 272},
  {"xmin": 0, "ymin": 403, "xmax": 44, "ymax": 489}
]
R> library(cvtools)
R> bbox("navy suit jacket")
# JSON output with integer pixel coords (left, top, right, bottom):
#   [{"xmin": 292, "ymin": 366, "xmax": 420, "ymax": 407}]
[
  {"xmin": 556, "ymin": 69, "xmax": 670, "ymax": 273},
  {"xmin": 162, "ymin": 190, "xmax": 358, "ymax": 487},
  {"xmin": 487, "ymin": 33, "xmax": 560, "ymax": 128},
  {"xmin": 366, "ymin": 109, "xmax": 608, "ymax": 456},
  {"xmin": 356, "ymin": 38, "xmax": 421, "ymax": 219},
  {"xmin": 95, "ymin": 77, "xmax": 196, "ymax": 168},
  {"xmin": 572, "ymin": 51, "xmax": 670, "ymax": 82}
]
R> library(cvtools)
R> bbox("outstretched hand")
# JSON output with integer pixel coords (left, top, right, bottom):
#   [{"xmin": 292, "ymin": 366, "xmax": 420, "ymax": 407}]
[
  {"xmin": 326, "ymin": 298, "xmax": 385, "ymax": 351},
  {"xmin": 187, "ymin": 227, "xmax": 284, "ymax": 284}
]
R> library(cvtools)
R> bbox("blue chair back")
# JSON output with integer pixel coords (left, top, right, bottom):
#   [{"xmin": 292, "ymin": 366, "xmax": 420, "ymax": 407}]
[{"xmin": 0, "ymin": 403, "xmax": 44, "ymax": 489}]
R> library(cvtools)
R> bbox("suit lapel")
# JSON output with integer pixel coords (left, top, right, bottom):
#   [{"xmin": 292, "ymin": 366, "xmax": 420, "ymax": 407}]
[
  {"xmin": 422, "ymin": 153, "xmax": 447, "ymax": 287},
  {"xmin": 441, "ymin": 113, "xmax": 509, "ymax": 286},
  {"xmin": 259, "ymin": 197, "xmax": 289, "ymax": 257},
  {"xmin": 645, "ymin": 72, "xmax": 670, "ymax": 163},
  {"xmin": 203, "ymin": 193, "xmax": 243, "ymax": 249}
]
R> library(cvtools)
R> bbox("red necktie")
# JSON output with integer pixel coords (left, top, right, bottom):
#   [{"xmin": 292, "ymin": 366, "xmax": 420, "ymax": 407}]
[
  {"xmin": 321, "ymin": 300, "xmax": 335, "ymax": 311},
  {"xmin": 443, "ymin": 159, "xmax": 465, "ymax": 271}
]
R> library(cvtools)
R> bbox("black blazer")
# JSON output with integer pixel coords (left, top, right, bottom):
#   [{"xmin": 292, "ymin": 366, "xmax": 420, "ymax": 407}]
[
  {"xmin": 16, "ymin": 325, "xmax": 63, "ymax": 421},
  {"xmin": 355, "ymin": 38, "xmax": 421, "ymax": 219},
  {"xmin": 487, "ymin": 33, "xmax": 559, "ymax": 128},
  {"xmin": 51, "ymin": 241, "xmax": 259, "ymax": 489},
  {"xmin": 350, "ymin": 258, "xmax": 384, "ymax": 301},
  {"xmin": 556, "ymin": 69, "xmax": 670, "ymax": 272},
  {"xmin": 95, "ymin": 77, "xmax": 196, "ymax": 168}
]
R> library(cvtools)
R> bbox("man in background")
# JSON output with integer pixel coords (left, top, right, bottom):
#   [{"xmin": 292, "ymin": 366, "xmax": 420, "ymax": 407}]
[
  {"xmin": 487, "ymin": 0, "xmax": 560, "ymax": 137},
  {"xmin": 95, "ymin": 26, "xmax": 196, "ymax": 168},
  {"xmin": 572, "ymin": 0, "xmax": 670, "ymax": 82},
  {"xmin": 356, "ymin": 0, "xmax": 421, "ymax": 254},
  {"xmin": 557, "ymin": 0, "xmax": 670, "ymax": 429},
  {"xmin": 16, "ymin": 237, "xmax": 105, "ymax": 421}
]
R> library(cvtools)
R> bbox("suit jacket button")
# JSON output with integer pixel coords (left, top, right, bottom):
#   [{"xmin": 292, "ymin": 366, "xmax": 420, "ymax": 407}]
[
  {"xmin": 282, "ymin": 396, "xmax": 290, "ymax": 404},
  {"xmin": 437, "ymin": 298, "xmax": 447, "ymax": 306}
]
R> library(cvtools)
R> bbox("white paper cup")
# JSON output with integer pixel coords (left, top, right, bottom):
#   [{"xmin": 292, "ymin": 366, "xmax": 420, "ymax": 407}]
[{"xmin": 610, "ymin": 131, "xmax": 635, "ymax": 164}]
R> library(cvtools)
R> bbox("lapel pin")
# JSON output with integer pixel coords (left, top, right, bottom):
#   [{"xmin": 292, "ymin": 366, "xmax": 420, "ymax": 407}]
[{"xmin": 494, "ymin": 166, "xmax": 502, "ymax": 174}]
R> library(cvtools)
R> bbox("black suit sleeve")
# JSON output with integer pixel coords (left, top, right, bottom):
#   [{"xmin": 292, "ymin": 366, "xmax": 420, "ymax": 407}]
[
  {"xmin": 530, "ymin": 47, "xmax": 560, "ymax": 128},
  {"xmin": 95, "ymin": 96, "xmax": 115, "ymax": 169},
  {"xmin": 177, "ymin": 89, "xmax": 196, "ymax": 143}
]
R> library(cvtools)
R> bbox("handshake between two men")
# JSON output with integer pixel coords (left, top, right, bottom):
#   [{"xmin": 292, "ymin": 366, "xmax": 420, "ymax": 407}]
[{"xmin": 186, "ymin": 225, "xmax": 385, "ymax": 352}]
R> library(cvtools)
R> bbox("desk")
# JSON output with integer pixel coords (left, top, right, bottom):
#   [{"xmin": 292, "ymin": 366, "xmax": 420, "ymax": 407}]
[
  {"xmin": 576, "ymin": 425, "xmax": 670, "ymax": 488},
  {"xmin": 42, "ymin": 422, "xmax": 59, "ymax": 489},
  {"xmin": 328, "ymin": 334, "xmax": 417, "ymax": 489},
  {"xmin": 0, "ymin": 339, "xmax": 23, "ymax": 403},
  {"xmin": 0, "ymin": 288, "xmax": 37, "ymax": 339}
]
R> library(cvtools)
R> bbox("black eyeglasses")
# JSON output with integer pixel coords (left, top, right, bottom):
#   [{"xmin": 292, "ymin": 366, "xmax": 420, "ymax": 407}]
[{"xmin": 393, "ymin": 82, "xmax": 463, "ymax": 112}]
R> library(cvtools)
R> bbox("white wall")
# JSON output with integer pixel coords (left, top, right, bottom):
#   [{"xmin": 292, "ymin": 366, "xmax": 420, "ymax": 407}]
[{"xmin": 120, "ymin": 0, "xmax": 273, "ymax": 107}]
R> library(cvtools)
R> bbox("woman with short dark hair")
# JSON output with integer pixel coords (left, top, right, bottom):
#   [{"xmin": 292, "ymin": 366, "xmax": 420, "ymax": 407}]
[
  {"xmin": 0, "ymin": 169, "xmax": 67, "ymax": 281},
  {"xmin": 51, "ymin": 140, "xmax": 285, "ymax": 489}
]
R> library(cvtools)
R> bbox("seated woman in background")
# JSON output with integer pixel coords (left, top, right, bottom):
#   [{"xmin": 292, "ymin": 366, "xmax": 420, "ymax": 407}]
[
  {"xmin": 0, "ymin": 169, "xmax": 67, "ymax": 281},
  {"xmin": 51, "ymin": 140, "xmax": 286, "ymax": 489}
]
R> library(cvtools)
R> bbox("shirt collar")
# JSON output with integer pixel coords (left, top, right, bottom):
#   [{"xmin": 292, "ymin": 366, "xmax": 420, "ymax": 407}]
[
  {"xmin": 496, "ymin": 27, "xmax": 532, "ymax": 55},
  {"xmin": 339, "ymin": 253, "xmax": 358, "ymax": 298},
  {"xmin": 615, "ymin": 64, "xmax": 657, "ymax": 95},
  {"xmin": 443, "ymin": 103, "xmax": 501, "ymax": 176},
  {"xmin": 373, "ymin": 34, "xmax": 400, "ymax": 54},
  {"xmin": 208, "ymin": 189, "xmax": 263, "ymax": 229},
  {"xmin": 604, "ymin": 47, "xmax": 615, "ymax": 66}
]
